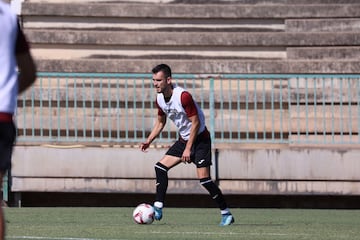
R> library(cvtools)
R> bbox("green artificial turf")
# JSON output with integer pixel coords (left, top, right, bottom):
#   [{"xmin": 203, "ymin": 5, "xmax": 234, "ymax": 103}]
[{"xmin": 4, "ymin": 207, "xmax": 360, "ymax": 240}]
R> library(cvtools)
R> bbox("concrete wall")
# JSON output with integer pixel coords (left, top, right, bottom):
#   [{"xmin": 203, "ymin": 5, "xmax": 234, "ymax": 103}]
[{"xmin": 11, "ymin": 145, "xmax": 360, "ymax": 196}]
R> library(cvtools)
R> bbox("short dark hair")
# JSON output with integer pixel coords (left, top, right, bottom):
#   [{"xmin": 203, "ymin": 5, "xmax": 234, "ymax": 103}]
[{"xmin": 152, "ymin": 64, "xmax": 172, "ymax": 79}]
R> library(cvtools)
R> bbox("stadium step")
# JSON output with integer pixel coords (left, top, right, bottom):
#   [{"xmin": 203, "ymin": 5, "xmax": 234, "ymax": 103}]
[{"xmin": 20, "ymin": 1, "xmax": 360, "ymax": 73}]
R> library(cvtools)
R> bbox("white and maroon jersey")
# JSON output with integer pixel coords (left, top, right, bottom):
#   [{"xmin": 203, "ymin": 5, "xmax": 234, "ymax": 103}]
[
  {"xmin": 156, "ymin": 85, "xmax": 206, "ymax": 141},
  {"xmin": 0, "ymin": 2, "xmax": 29, "ymax": 114}
]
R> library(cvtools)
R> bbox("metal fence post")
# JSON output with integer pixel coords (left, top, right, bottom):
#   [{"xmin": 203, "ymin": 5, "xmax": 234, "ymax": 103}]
[{"xmin": 209, "ymin": 78, "xmax": 218, "ymax": 181}]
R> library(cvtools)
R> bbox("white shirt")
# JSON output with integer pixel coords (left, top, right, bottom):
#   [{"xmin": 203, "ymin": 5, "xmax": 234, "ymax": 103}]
[
  {"xmin": 0, "ymin": 1, "xmax": 19, "ymax": 114},
  {"xmin": 156, "ymin": 85, "xmax": 206, "ymax": 141}
]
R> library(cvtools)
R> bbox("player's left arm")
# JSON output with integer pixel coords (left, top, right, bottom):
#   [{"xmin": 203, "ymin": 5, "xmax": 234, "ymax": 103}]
[{"xmin": 181, "ymin": 92, "xmax": 200, "ymax": 163}]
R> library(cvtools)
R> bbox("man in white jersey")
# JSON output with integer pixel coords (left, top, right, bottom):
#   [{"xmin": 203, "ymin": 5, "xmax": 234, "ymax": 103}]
[
  {"xmin": 140, "ymin": 64, "xmax": 234, "ymax": 226},
  {"xmin": 0, "ymin": 1, "xmax": 37, "ymax": 239}
]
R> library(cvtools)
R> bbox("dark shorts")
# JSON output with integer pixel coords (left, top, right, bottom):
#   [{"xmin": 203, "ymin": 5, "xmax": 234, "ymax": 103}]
[
  {"xmin": 0, "ymin": 122, "xmax": 16, "ymax": 173},
  {"xmin": 165, "ymin": 132, "xmax": 212, "ymax": 168}
]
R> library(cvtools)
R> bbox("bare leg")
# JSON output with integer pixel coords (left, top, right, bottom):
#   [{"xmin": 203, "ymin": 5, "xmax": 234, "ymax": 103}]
[{"xmin": 196, "ymin": 166, "xmax": 211, "ymax": 178}]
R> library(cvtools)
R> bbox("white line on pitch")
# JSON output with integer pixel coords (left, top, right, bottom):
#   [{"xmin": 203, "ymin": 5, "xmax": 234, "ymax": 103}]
[
  {"xmin": 7, "ymin": 236, "xmax": 128, "ymax": 240},
  {"xmin": 140, "ymin": 231, "xmax": 311, "ymax": 236}
]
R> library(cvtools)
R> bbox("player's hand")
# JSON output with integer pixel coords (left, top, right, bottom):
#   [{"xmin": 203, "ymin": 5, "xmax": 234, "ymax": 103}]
[
  {"xmin": 140, "ymin": 142, "xmax": 150, "ymax": 152},
  {"xmin": 182, "ymin": 148, "xmax": 191, "ymax": 163}
]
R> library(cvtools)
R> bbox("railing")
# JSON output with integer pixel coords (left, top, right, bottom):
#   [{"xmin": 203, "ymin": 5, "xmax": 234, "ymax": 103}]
[{"xmin": 15, "ymin": 73, "xmax": 360, "ymax": 147}]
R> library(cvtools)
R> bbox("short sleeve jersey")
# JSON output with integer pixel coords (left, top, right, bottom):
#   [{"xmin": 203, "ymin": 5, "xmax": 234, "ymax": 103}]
[
  {"xmin": 0, "ymin": 2, "xmax": 29, "ymax": 114},
  {"xmin": 156, "ymin": 85, "xmax": 206, "ymax": 140}
]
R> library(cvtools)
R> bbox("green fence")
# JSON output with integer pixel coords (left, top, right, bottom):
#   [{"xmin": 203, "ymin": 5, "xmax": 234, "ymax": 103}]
[{"xmin": 15, "ymin": 73, "xmax": 360, "ymax": 146}]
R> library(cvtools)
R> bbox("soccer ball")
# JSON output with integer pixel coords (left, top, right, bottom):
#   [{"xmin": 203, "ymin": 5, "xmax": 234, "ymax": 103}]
[{"xmin": 133, "ymin": 203, "xmax": 155, "ymax": 224}]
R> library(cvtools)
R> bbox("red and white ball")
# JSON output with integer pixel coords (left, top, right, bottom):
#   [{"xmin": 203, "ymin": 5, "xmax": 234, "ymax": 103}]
[{"xmin": 133, "ymin": 203, "xmax": 155, "ymax": 224}]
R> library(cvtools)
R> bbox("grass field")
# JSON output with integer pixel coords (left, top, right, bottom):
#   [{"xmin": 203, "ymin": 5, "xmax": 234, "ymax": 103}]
[{"xmin": 4, "ymin": 207, "xmax": 360, "ymax": 240}]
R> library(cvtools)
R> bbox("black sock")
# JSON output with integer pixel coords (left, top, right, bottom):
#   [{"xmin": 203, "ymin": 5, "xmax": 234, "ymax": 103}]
[
  {"xmin": 155, "ymin": 162, "xmax": 169, "ymax": 203},
  {"xmin": 200, "ymin": 177, "xmax": 228, "ymax": 210}
]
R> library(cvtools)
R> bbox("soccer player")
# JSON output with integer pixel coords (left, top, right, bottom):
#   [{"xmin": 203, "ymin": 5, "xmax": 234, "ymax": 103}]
[
  {"xmin": 0, "ymin": 1, "xmax": 37, "ymax": 239},
  {"xmin": 140, "ymin": 64, "xmax": 234, "ymax": 226}
]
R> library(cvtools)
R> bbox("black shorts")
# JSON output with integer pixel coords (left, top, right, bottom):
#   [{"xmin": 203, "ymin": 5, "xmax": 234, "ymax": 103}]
[
  {"xmin": 165, "ymin": 133, "xmax": 212, "ymax": 168},
  {"xmin": 0, "ymin": 122, "xmax": 16, "ymax": 173}
]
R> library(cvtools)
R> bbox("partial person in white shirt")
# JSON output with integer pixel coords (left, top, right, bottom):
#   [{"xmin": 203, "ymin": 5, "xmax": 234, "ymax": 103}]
[{"xmin": 0, "ymin": 1, "xmax": 36, "ymax": 239}]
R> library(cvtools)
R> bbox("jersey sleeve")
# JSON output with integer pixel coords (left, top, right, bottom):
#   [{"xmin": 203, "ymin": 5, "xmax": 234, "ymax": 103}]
[
  {"xmin": 15, "ymin": 21, "xmax": 29, "ymax": 54},
  {"xmin": 156, "ymin": 100, "xmax": 165, "ymax": 116},
  {"xmin": 181, "ymin": 91, "xmax": 198, "ymax": 117}
]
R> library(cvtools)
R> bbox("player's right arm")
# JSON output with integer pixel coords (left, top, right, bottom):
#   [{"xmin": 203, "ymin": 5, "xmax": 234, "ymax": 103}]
[{"xmin": 140, "ymin": 114, "xmax": 166, "ymax": 152}]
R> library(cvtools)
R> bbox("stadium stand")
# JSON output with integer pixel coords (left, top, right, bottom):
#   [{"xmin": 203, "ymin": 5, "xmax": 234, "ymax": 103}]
[{"xmin": 20, "ymin": 0, "xmax": 360, "ymax": 73}]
